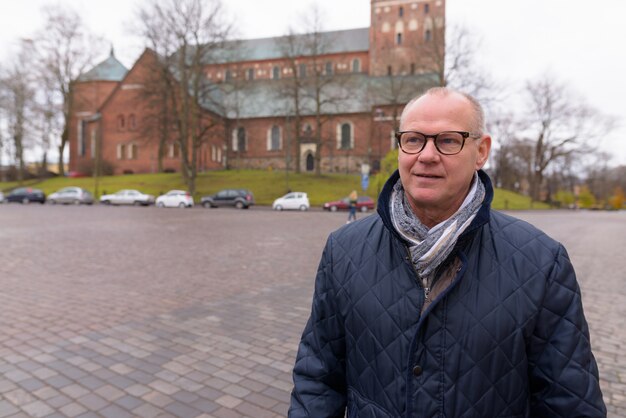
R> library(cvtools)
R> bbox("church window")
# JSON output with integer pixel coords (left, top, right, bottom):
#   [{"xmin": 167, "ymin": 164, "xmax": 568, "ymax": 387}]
[
  {"xmin": 325, "ymin": 61, "xmax": 333, "ymax": 75},
  {"xmin": 352, "ymin": 58, "xmax": 361, "ymax": 73},
  {"xmin": 338, "ymin": 122, "xmax": 353, "ymax": 150},
  {"xmin": 269, "ymin": 125, "xmax": 281, "ymax": 151}
]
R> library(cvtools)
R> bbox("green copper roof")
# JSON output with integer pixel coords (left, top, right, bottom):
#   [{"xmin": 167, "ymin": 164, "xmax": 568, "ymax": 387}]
[{"xmin": 78, "ymin": 50, "xmax": 128, "ymax": 82}]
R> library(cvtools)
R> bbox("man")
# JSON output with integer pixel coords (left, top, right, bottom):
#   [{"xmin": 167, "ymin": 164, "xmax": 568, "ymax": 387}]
[{"xmin": 289, "ymin": 87, "xmax": 605, "ymax": 417}]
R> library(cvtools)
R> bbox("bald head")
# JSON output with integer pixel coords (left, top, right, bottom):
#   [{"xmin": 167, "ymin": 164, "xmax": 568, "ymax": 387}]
[{"xmin": 400, "ymin": 87, "xmax": 485, "ymax": 135}]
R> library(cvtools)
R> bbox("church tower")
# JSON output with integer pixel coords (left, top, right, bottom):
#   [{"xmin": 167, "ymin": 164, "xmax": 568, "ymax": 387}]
[{"xmin": 369, "ymin": 0, "xmax": 446, "ymax": 77}]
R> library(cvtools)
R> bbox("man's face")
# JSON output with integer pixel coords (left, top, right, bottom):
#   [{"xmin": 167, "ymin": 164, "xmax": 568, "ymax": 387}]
[{"xmin": 398, "ymin": 92, "xmax": 491, "ymax": 227}]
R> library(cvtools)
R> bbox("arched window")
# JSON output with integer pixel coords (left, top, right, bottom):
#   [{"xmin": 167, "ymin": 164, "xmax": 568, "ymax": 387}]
[
  {"xmin": 338, "ymin": 122, "xmax": 353, "ymax": 150},
  {"xmin": 233, "ymin": 127, "xmax": 246, "ymax": 152},
  {"xmin": 302, "ymin": 123, "xmax": 313, "ymax": 139},
  {"xmin": 396, "ymin": 33, "xmax": 403, "ymax": 45},
  {"xmin": 325, "ymin": 61, "xmax": 333, "ymax": 75},
  {"xmin": 272, "ymin": 66, "xmax": 280, "ymax": 80},
  {"xmin": 424, "ymin": 3, "xmax": 430, "ymax": 13},
  {"xmin": 128, "ymin": 143, "xmax": 138, "ymax": 159},
  {"xmin": 117, "ymin": 115, "xmax": 125, "ymax": 130},
  {"xmin": 268, "ymin": 125, "xmax": 281, "ymax": 151},
  {"xmin": 425, "ymin": 29, "xmax": 432, "ymax": 42},
  {"xmin": 352, "ymin": 59, "xmax": 360, "ymax": 73},
  {"xmin": 168, "ymin": 142, "xmax": 180, "ymax": 158},
  {"xmin": 399, "ymin": 6, "xmax": 404, "ymax": 17},
  {"xmin": 78, "ymin": 120, "xmax": 86, "ymax": 156},
  {"xmin": 117, "ymin": 144, "xmax": 126, "ymax": 160}
]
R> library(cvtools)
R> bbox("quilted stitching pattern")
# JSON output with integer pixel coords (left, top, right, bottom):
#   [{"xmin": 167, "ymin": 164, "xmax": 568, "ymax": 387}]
[{"xmin": 290, "ymin": 173, "xmax": 605, "ymax": 418}]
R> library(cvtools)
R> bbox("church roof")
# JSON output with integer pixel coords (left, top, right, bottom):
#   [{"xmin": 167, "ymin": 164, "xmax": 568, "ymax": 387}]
[
  {"xmin": 78, "ymin": 50, "xmax": 128, "ymax": 82},
  {"xmin": 201, "ymin": 27, "xmax": 370, "ymax": 64}
]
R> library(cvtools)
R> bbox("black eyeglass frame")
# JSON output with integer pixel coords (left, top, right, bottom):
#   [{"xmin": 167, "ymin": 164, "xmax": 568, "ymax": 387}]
[{"xmin": 395, "ymin": 130, "xmax": 482, "ymax": 155}]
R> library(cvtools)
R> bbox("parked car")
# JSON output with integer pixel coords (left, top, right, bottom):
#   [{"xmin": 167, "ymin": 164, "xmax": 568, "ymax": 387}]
[
  {"xmin": 0, "ymin": 191, "xmax": 4, "ymax": 204},
  {"xmin": 323, "ymin": 195, "xmax": 375, "ymax": 212},
  {"xmin": 100, "ymin": 189, "xmax": 155, "ymax": 206},
  {"xmin": 156, "ymin": 190, "xmax": 194, "ymax": 208},
  {"xmin": 272, "ymin": 192, "xmax": 310, "ymax": 211},
  {"xmin": 6, "ymin": 187, "xmax": 46, "ymax": 204},
  {"xmin": 47, "ymin": 187, "xmax": 94, "ymax": 205},
  {"xmin": 201, "ymin": 189, "xmax": 254, "ymax": 209}
]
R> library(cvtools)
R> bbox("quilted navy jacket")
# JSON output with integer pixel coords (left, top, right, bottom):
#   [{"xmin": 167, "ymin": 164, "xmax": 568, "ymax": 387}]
[{"xmin": 290, "ymin": 170, "xmax": 605, "ymax": 417}]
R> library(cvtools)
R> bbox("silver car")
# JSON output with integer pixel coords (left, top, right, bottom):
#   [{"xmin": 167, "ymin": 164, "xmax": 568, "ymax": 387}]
[
  {"xmin": 100, "ymin": 189, "xmax": 155, "ymax": 206},
  {"xmin": 47, "ymin": 187, "xmax": 94, "ymax": 205}
]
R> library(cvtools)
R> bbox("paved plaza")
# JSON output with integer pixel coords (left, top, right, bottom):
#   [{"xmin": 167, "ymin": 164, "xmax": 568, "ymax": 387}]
[{"xmin": 0, "ymin": 205, "xmax": 624, "ymax": 417}]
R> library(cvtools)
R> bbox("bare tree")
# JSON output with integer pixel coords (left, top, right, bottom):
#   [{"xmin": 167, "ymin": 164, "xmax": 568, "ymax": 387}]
[
  {"xmin": 32, "ymin": 4, "xmax": 104, "ymax": 176},
  {"xmin": 0, "ymin": 47, "xmax": 36, "ymax": 183},
  {"xmin": 277, "ymin": 29, "xmax": 308, "ymax": 174},
  {"xmin": 298, "ymin": 6, "xmax": 350, "ymax": 175},
  {"xmin": 522, "ymin": 75, "xmax": 613, "ymax": 201},
  {"xmin": 136, "ymin": 0, "xmax": 231, "ymax": 194}
]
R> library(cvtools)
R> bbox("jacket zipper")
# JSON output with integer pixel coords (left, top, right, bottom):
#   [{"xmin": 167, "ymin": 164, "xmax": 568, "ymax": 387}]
[{"xmin": 403, "ymin": 245, "xmax": 429, "ymax": 309}]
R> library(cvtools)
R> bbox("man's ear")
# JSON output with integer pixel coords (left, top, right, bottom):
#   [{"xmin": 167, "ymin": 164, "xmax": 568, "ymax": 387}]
[{"xmin": 475, "ymin": 135, "xmax": 491, "ymax": 169}]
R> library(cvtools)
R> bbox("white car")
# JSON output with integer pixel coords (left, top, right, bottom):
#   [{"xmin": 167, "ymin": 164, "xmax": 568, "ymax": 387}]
[
  {"xmin": 100, "ymin": 189, "xmax": 155, "ymax": 206},
  {"xmin": 272, "ymin": 192, "xmax": 310, "ymax": 211},
  {"xmin": 156, "ymin": 190, "xmax": 194, "ymax": 208}
]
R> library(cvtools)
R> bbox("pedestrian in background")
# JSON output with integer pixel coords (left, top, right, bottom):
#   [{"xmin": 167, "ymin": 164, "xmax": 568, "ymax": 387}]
[
  {"xmin": 289, "ymin": 87, "xmax": 605, "ymax": 417},
  {"xmin": 347, "ymin": 190, "xmax": 358, "ymax": 223}
]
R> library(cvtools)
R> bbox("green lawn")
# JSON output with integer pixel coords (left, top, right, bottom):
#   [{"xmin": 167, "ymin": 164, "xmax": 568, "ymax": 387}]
[{"xmin": 1, "ymin": 170, "xmax": 549, "ymax": 210}]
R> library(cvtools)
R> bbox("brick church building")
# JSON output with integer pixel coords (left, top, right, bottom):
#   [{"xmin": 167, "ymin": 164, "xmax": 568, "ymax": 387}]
[{"xmin": 69, "ymin": 0, "xmax": 445, "ymax": 176}]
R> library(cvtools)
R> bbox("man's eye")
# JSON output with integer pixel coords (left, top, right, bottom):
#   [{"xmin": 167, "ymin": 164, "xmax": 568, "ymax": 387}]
[
  {"xmin": 438, "ymin": 134, "xmax": 461, "ymax": 145},
  {"xmin": 405, "ymin": 135, "xmax": 423, "ymax": 144}
]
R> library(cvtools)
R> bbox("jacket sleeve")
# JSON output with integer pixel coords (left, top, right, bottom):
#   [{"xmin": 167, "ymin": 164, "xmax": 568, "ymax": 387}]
[
  {"xmin": 528, "ymin": 245, "xmax": 606, "ymax": 417},
  {"xmin": 289, "ymin": 235, "xmax": 347, "ymax": 418}
]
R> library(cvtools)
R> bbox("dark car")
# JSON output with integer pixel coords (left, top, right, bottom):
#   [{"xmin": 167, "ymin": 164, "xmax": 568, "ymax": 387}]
[
  {"xmin": 201, "ymin": 189, "xmax": 254, "ymax": 209},
  {"xmin": 6, "ymin": 187, "xmax": 46, "ymax": 204},
  {"xmin": 323, "ymin": 196, "xmax": 375, "ymax": 212}
]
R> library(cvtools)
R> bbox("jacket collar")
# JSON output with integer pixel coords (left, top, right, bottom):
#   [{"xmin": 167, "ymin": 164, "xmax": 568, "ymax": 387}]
[{"xmin": 377, "ymin": 169, "xmax": 493, "ymax": 244}]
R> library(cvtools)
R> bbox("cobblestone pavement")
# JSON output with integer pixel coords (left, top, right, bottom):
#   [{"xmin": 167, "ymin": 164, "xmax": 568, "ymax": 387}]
[{"xmin": 0, "ymin": 205, "xmax": 624, "ymax": 417}]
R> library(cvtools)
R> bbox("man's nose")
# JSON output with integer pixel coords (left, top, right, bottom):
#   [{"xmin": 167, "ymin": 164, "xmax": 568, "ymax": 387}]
[{"xmin": 417, "ymin": 138, "xmax": 440, "ymax": 162}]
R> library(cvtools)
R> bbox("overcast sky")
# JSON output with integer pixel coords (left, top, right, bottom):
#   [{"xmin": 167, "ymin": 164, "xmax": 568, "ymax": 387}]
[{"xmin": 1, "ymin": 0, "xmax": 625, "ymax": 166}]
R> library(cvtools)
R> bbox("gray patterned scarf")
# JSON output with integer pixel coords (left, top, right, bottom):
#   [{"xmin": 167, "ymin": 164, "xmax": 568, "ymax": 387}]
[{"xmin": 390, "ymin": 172, "xmax": 485, "ymax": 291}]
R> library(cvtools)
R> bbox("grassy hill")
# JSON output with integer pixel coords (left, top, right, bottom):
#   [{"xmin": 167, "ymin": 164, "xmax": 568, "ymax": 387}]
[{"xmin": 0, "ymin": 170, "xmax": 550, "ymax": 210}]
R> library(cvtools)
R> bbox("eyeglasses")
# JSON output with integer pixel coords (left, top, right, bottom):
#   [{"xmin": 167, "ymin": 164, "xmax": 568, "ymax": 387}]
[{"xmin": 395, "ymin": 130, "xmax": 481, "ymax": 155}]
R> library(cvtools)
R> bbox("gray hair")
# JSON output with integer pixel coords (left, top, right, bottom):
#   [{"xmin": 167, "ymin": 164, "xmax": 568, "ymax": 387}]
[{"xmin": 399, "ymin": 87, "xmax": 485, "ymax": 135}]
